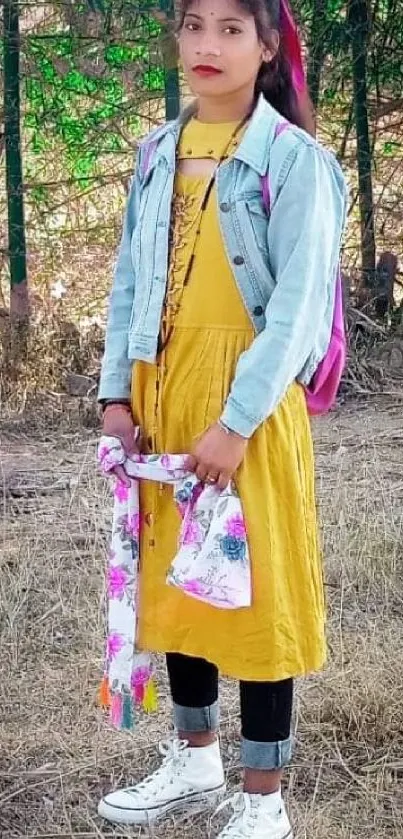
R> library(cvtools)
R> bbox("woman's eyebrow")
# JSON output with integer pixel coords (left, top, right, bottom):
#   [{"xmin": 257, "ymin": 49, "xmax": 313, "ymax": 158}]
[{"xmin": 184, "ymin": 13, "xmax": 245, "ymax": 23}]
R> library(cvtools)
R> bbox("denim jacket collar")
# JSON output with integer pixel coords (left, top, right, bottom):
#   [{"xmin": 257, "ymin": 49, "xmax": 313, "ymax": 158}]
[{"xmin": 152, "ymin": 93, "xmax": 279, "ymax": 177}]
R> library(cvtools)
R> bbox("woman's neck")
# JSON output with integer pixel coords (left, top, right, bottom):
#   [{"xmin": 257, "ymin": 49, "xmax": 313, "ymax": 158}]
[{"xmin": 195, "ymin": 90, "xmax": 255, "ymax": 124}]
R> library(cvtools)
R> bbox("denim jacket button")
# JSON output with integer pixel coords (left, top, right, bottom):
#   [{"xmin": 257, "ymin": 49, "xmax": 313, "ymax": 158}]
[
  {"xmin": 233, "ymin": 255, "xmax": 244, "ymax": 265},
  {"xmin": 220, "ymin": 202, "xmax": 230, "ymax": 213},
  {"xmin": 254, "ymin": 305, "xmax": 264, "ymax": 316}
]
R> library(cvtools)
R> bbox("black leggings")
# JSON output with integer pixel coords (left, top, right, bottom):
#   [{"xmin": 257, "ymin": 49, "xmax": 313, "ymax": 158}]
[{"xmin": 166, "ymin": 652, "xmax": 293, "ymax": 743}]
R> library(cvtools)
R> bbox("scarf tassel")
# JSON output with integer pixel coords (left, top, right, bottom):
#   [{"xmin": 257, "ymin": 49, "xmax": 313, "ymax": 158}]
[
  {"xmin": 99, "ymin": 674, "xmax": 112, "ymax": 709},
  {"xmin": 143, "ymin": 678, "xmax": 158, "ymax": 713},
  {"xmin": 133, "ymin": 677, "xmax": 158, "ymax": 713},
  {"xmin": 133, "ymin": 682, "xmax": 145, "ymax": 704},
  {"xmin": 110, "ymin": 693, "xmax": 123, "ymax": 727},
  {"xmin": 98, "ymin": 676, "xmax": 158, "ymax": 729},
  {"xmin": 122, "ymin": 693, "xmax": 134, "ymax": 729}
]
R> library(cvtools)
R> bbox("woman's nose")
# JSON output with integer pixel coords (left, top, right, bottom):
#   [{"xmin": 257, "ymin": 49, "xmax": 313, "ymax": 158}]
[{"xmin": 195, "ymin": 37, "xmax": 221, "ymax": 58}]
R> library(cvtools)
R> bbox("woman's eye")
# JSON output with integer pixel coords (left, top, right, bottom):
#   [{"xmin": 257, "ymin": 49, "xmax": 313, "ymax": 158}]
[
  {"xmin": 185, "ymin": 23, "xmax": 200, "ymax": 31},
  {"xmin": 225, "ymin": 27, "xmax": 242, "ymax": 34}
]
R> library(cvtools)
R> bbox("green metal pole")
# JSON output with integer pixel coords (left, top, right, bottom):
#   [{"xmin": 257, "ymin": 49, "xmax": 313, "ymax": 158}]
[
  {"xmin": 159, "ymin": 0, "xmax": 180, "ymax": 120},
  {"xmin": 4, "ymin": 0, "xmax": 28, "ymax": 319},
  {"xmin": 348, "ymin": 0, "xmax": 376, "ymax": 293},
  {"xmin": 307, "ymin": 0, "xmax": 327, "ymax": 110}
]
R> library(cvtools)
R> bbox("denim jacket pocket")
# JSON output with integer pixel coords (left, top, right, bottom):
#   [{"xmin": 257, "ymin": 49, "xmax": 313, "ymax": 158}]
[{"xmin": 245, "ymin": 198, "xmax": 269, "ymax": 256}]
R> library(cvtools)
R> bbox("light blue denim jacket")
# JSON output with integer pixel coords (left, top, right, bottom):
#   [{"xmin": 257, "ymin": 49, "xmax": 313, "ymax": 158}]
[{"xmin": 99, "ymin": 93, "xmax": 348, "ymax": 438}]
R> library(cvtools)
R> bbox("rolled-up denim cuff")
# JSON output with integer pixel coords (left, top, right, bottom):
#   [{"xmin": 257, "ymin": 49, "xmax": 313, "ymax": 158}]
[
  {"xmin": 173, "ymin": 700, "xmax": 219, "ymax": 732},
  {"xmin": 241, "ymin": 736, "xmax": 293, "ymax": 770}
]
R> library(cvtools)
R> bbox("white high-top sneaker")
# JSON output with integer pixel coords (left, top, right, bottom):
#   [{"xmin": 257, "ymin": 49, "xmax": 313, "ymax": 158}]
[
  {"xmin": 98, "ymin": 738, "xmax": 226, "ymax": 824},
  {"xmin": 214, "ymin": 792, "xmax": 293, "ymax": 839}
]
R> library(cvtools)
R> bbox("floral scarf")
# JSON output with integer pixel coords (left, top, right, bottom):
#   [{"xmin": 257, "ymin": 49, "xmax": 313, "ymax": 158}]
[{"xmin": 97, "ymin": 435, "xmax": 251, "ymax": 730}]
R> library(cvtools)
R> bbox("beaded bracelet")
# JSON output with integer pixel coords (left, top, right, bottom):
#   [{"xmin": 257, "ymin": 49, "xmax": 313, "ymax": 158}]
[
  {"xmin": 102, "ymin": 401, "xmax": 132, "ymax": 416},
  {"xmin": 218, "ymin": 419, "xmax": 247, "ymax": 440},
  {"xmin": 218, "ymin": 419, "xmax": 232, "ymax": 435}
]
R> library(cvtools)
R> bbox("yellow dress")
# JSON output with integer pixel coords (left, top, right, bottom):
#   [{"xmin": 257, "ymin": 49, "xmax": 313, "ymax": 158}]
[{"xmin": 131, "ymin": 118, "xmax": 326, "ymax": 682}]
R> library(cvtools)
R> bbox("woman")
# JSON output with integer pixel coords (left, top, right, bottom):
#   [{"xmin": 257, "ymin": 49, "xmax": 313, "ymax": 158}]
[{"xmin": 97, "ymin": 1, "xmax": 347, "ymax": 836}]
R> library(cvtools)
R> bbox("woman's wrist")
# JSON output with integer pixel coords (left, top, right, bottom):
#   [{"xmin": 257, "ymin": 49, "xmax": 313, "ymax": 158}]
[
  {"xmin": 100, "ymin": 399, "xmax": 131, "ymax": 414},
  {"xmin": 217, "ymin": 419, "xmax": 247, "ymax": 441},
  {"xmin": 100, "ymin": 401, "xmax": 132, "ymax": 421}
]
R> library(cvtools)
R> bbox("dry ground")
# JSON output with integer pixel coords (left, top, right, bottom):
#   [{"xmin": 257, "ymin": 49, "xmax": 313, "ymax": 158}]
[{"xmin": 1, "ymin": 398, "xmax": 403, "ymax": 839}]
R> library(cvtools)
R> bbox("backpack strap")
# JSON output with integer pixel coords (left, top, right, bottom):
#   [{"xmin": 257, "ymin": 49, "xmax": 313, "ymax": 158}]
[
  {"xmin": 140, "ymin": 139, "xmax": 158, "ymax": 180},
  {"xmin": 261, "ymin": 120, "xmax": 290, "ymax": 214},
  {"xmin": 274, "ymin": 120, "xmax": 291, "ymax": 140}
]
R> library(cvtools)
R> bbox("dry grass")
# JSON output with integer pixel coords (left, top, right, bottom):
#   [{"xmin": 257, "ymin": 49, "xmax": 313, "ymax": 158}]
[{"xmin": 1, "ymin": 398, "xmax": 403, "ymax": 838}]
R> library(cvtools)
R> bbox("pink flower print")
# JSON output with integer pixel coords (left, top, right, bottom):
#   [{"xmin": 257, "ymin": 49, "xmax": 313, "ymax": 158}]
[
  {"xmin": 182, "ymin": 518, "xmax": 202, "ymax": 546},
  {"xmin": 114, "ymin": 480, "xmax": 129, "ymax": 503},
  {"xmin": 191, "ymin": 483, "xmax": 204, "ymax": 504},
  {"xmin": 177, "ymin": 501, "xmax": 187, "ymax": 520},
  {"xmin": 108, "ymin": 565, "xmax": 129, "ymax": 599},
  {"xmin": 225, "ymin": 513, "xmax": 246, "ymax": 540},
  {"xmin": 98, "ymin": 445, "xmax": 111, "ymax": 464},
  {"xmin": 128, "ymin": 512, "xmax": 141, "ymax": 538},
  {"xmin": 161, "ymin": 454, "xmax": 171, "ymax": 469},
  {"xmin": 131, "ymin": 666, "xmax": 152, "ymax": 689},
  {"xmin": 107, "ymin": 632, "xmax": 125, "ymax": 660},
  {"xmin": 182, "ymin": 578, "xmax": 206, "ymax": 596}
]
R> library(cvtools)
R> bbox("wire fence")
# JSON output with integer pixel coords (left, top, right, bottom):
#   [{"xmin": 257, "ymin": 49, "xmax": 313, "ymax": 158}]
[
  {"xmin": 0, "ymin": 0, "xmax": 402, "ymax": 397},
  {"xmin": 1, "ymin": 2, "xmax": 180, "ymax": 321}
]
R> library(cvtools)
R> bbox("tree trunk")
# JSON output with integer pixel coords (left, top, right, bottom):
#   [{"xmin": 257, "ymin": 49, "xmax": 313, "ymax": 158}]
[
  {"xmin": 348, "ymin": 0, "xmax": 376, "ymax": 298},
  {"xmin": 307, "ymin": 0, "xmax": 327, "ymax": 109},
  {"xmin": 4, "ymin": 0, "xmax": 29, "ymax": 335},
  {"xmin": 159, "ymin": 0, "xmax": 180, "ymax": 120}
]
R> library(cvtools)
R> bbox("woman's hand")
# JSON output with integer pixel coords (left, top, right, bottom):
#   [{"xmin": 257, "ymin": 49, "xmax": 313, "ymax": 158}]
[
  {"xmin": 102, "ymin": 403, "xmax": 141, "ymax": 487},
  {"xmin": 185, "ymin": 423, "xmax": 247, "ymax": 490}
]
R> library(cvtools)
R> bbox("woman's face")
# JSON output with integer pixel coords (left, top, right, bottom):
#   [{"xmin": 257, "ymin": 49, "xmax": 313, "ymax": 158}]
[{"xmin": 179, "ymin": 0, "xmax": 274, "ymax": 102}]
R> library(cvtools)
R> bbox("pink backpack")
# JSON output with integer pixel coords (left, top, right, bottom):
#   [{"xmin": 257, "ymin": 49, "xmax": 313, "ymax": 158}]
[
  {"xmin": 261, "ymin": 122, "xmax": 346, "ymax": 415},
  {"xmin": 140, "ymin": 123, "xmax": 346, "ymax": 417}
]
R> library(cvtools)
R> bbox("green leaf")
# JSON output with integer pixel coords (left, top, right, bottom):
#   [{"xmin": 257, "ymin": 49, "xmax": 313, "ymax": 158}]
[
  {"xmin": 383, "ymin": 141, "xmax": 401, "ymax": 156},
  {"xmin": 142, "ymin": 67, "xmax": 164, "ymax": 91}
]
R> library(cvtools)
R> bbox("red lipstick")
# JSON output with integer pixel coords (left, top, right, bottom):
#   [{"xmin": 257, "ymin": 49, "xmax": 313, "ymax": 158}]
[{"xmin": 192, "ymin": 65, "xmax": 223, "ymax": 77}]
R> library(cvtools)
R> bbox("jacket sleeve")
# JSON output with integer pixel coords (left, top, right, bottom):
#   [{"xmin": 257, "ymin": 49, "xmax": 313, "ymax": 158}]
[
  {"xmin": 220, "ymin": 143, "xmax": 348, "ymax": 438},
  {"xmin": 98, "ymin": 154, "xmax": 142, "ymax": 401}
]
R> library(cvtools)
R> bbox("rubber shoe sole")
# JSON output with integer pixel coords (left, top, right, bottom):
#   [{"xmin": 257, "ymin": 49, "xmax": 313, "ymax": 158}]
[{"xmin": 98, "ymin": 783, "xmax": 226, "ymax": 825}]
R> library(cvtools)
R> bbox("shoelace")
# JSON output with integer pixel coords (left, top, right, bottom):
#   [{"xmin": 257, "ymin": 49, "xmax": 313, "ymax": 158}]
[
  {"xmin": 214, "ymin": 793, "xmax": 260, "ymax": 837},
  {"xmin": 127, "ymin": 739, "xmax": 189, "ymax": 798}
]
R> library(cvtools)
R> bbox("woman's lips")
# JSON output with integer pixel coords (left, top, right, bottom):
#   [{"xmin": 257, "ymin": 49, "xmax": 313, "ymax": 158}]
[{"xmin": 192, "ymin": 65, "xmax": 223, "ymax": 77}]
